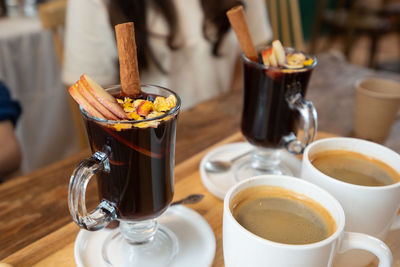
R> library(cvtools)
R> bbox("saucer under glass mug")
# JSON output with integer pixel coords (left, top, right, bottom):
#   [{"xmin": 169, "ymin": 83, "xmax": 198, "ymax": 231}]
[
  {"xmin": 234, "ymin": 48, "xmax": 317, "ymax": 181},
  {"xmin": 68, "ymin": 85, "xmax": 181, "ymax": 266}
]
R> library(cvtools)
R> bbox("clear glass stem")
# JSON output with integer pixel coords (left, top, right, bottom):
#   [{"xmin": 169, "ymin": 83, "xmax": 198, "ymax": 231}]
[
  {"xmin": 250, "ymin": 148, "xmax": 281, "ymax": 171},
  {"xmin": 234, "ymin": 147, "xmax": 294, "ymax": 182},
  {"xmin": 102, "ymin": 219, "xmax": 179, "ymax": 267},
  {"xmin": 120, "ymin": 219, "xmax": 158, "ymax": 244}
]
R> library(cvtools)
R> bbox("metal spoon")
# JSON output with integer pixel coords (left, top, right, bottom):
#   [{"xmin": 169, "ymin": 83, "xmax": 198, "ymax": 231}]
[
  {"xmin": 204, "ymin": 150, "xmax": 252, "ymax": 173},
  {"xmin": 171, "ymin": 194, "xmax": 204, "ymax": 206}
]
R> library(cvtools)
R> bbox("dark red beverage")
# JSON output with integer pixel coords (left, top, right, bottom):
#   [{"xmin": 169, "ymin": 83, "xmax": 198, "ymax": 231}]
[
  {"xmin": 241, "ymin": 51, "xmax": 316, "ymax": 148},
  {"xmin": 82, "ymin": 87, "xmax": 179, "ymax": 221}
]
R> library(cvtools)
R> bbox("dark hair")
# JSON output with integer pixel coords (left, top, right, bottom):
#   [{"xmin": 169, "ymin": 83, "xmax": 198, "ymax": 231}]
[{"xmin": 108, "ymin": 0, "xmax": 243, "ymax": 73}]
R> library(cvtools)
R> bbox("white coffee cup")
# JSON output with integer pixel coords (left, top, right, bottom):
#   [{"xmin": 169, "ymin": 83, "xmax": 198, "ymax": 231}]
[
  {"xmin": 302, "ymin": 137, "xmax": 400, "ymax": 267},
  {"xmin": 223, "ymin": 175, "xmax": 392, "ymax": 267}
]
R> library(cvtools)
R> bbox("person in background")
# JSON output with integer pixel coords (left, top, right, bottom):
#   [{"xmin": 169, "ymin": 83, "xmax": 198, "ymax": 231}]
[
  {"xmin": 62, "ymin": 0, "xmax": 272, "ymax": 109},
  {"xmin": 0, "ymin": 81, "xmax": 22, "ymax": 180}
]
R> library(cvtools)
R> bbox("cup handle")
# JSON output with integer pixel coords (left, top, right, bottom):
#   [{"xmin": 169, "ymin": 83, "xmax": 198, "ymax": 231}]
[
  {"xmin": 390, "ymin": 211, "xmax": 400, "ymax": 231},
  {"xmin": 338, "ymin": 232, "xmax": 393, "ymax": 267},
  {"xmin": 68, "ymin": 151, "xmax": 117, "ymax": 231},
  {"xmin": 282, "ymin": 93, "xmax": 318, "ymax": 154}
]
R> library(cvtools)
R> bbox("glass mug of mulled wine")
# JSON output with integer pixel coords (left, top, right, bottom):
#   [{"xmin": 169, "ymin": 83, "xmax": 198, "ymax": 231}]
[
  {"xmin": 68, "ymin": 85, "xmax": 180, "ymax": 267},
  {"xmin": 234, "ymin": 46, "xmax": 317, "ymax": 181},
  {"xmin": 223, "ymin": 175, "xmax": 393, "ymax": 267}
]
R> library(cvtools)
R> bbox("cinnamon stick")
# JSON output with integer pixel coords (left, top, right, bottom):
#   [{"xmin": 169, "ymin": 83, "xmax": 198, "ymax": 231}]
[
  {"xmin": 115, "ymin": 22, "xmax": 141, "ymax": 96},
  {"xmin": 226, "ymin": 5, "xmax": 258, "ymax": 61}
]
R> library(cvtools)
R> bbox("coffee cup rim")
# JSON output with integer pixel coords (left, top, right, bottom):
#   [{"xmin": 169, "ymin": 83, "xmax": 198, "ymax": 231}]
[
  {"xmin": 303, "ymin": 137, "xmax": 400, "ymax": 190},
  {"xmin": 355, "ymin": 77, "xmax": 400, "ymax": 99},
  {"xmin": 224, "ymin": 175, "xmax": 345, "ymax": 250}
]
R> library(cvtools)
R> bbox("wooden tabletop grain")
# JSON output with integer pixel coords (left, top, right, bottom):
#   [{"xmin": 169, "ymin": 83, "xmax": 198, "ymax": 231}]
[
  {"xmin": 0, "ymin": 132, "xmax": 342, "ymax": 267},
  {"xmin": 1, "ymin": 52, "xmax": 400, "ymax": 264}
]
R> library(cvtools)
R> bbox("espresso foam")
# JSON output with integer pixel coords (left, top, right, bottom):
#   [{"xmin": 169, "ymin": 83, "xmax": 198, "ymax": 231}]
[
  {"xmin": 311, "ymin": 150, "xmax": 400, "ymax": 187},
  {"xmin": 231, "ymin": 186, "xmax": 336, "ymax": 245}
]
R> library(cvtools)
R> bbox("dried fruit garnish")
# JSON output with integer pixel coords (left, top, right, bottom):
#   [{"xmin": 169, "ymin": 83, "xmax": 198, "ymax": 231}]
[
  {"xmin": 136, "ymin": 100, "xmax": 154, "ymax": 116},
  {"xmin": 112, "ymin": 94, "xmax": 176, "ymax": 130},
  {"xmin": 67, "ymin": 74, "xmax": 177, "ymax": 130},
  {"xmin": 259, "ymin": 40, "xmax": 313, "ymax": 70}
]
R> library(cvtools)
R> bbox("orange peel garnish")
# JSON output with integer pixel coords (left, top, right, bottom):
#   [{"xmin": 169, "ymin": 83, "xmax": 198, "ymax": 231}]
[
  {"xmin": 128, "ymin": 111, "xmax": 143, "ymax": 120},
  {"xmin": 303, "ymin": 58, "xmax": 313, "ymax": 66},
  {"xmin": 154, "ymin": 97, "xmax": 170, "ymax": 112},
  {"xmin": 136, "ymin": 100, "xmax": 154, "ymax": 116},
  {"xmin": 135, "ymin": 121, "xmax": 160, "ymax": 128},
  {"xmin": 133, "ymin": 99, "xmax": 144, "ymax": 109},
  {"xmin": 166, "ymin": 95, "xmax": 176, "ymax": 108},
  {"xmin": 147, "ymin": 111, "xmax": 165, "ymax": 119},
  {"xmin": 113, "ymin": 123, "xmax": 132, "ymax": 131}
]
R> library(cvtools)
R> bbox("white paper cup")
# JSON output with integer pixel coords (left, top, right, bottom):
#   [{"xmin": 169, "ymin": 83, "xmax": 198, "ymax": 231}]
[{"xmin": 354, "ymin": 77, "xmax": 400, "ymax": 143}]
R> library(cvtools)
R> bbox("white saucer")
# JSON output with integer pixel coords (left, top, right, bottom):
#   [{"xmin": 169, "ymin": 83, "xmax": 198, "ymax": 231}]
[
  {"xmin": 200, "ymin": 142, "xmax": 302, "ymax": 200},
  {"xmin": 74, "ymin": 205, "xmax": 216, "ymax": 267}
]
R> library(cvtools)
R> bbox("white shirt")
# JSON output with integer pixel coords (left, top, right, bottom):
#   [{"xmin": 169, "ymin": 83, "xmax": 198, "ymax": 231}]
[{"xmin": 63, "ymin": 0, "xmax": 272, "ymax": 109}]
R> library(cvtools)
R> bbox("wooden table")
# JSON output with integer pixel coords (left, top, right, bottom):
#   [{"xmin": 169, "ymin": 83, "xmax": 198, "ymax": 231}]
[
  {"xmin": 5, "ymin": 132, "xmax": 243, "ymax": 266},
  {"xmin": 1, "ymin": 52, "xmax": 400, "ymax": 265},
  {"xmin": 2, "ymin": 131, "xmax": 400, "ymax": 267},
  {"xmin": 0, "ymin": 132, "xmax": 330, "ymax": 266}
]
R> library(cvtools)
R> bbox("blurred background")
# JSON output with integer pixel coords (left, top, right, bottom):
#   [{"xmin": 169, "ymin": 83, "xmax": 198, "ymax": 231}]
[{"xmin": 0, "ymin": 0, "xmax": 399, "ymax": 176}]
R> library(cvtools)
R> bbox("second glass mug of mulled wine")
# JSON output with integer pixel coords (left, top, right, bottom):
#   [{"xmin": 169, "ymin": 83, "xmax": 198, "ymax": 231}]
[
  {"xmin": 234, "ymin": 47, "xmax": 317, "ymax": 181},
  {"xmin": 68, "ymin": 84, "xmax": 181, "ymax": 267}
]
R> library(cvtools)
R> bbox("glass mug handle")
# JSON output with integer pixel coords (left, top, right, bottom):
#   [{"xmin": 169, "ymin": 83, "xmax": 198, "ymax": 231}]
[
  {"xmin": 283, "ymin": 93, "xmax": 317, "ymax": 154},
  {"xmin": 68, "ymin": 151, "xmax": 117, "ymax": 230}
]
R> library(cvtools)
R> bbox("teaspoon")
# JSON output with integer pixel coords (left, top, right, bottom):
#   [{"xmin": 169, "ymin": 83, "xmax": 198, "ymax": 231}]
[
  {"xmin": 204, "ymin": 150, "xmax": 252, "ymax": 173},
  {"xmin": 171, "ymin": 194, "xmax": 204, "ymax": 206}
]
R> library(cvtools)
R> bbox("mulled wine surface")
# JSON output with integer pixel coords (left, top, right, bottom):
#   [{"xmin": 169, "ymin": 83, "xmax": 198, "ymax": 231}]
[
  {"xmin": 84, "ymin": 107, "xmax": 177, "ymax": 220},
  {"xmin": 241, "ymin": 57, "xmax": 313, "ymax": 148}
]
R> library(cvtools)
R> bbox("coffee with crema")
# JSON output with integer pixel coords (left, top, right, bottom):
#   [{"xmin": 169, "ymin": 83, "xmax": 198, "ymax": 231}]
[
  {"xmin": 231, "ymin": 186, "xmax": 336, "ymax": 245},
  {"xmin": 310, "ymin": 150, "xmax": 400, "ymax": 187}
]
